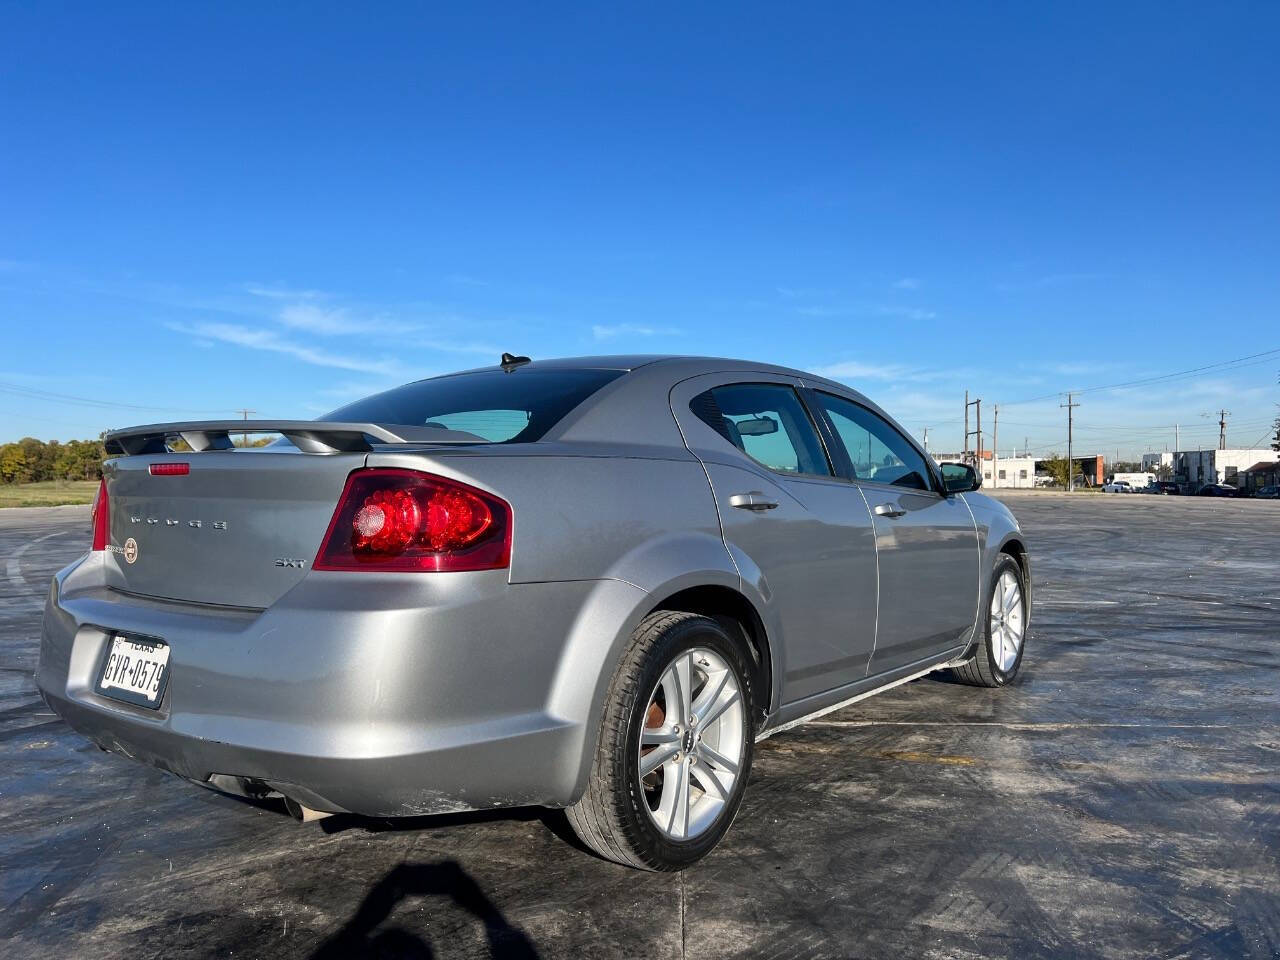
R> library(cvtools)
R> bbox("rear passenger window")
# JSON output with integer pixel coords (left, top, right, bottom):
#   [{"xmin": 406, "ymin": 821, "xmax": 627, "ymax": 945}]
[{"xmin": 691, "ymin": 384, "xmax": 831, "ymax": 477}]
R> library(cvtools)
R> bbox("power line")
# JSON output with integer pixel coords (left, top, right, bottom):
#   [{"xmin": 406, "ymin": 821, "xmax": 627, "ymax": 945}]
[
  {"xmin": 0, "ymin": 380, "xmax": 228, "ymax": 414},
  {"xmin": 998, "ymin": 346, "xmax": 1280, "ymax": 408}
]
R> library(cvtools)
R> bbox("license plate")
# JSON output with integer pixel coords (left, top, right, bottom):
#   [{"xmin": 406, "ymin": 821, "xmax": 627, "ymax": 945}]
[{"xmin": 95, "ymin": 635, "xmax": 171, "ymax": 708}]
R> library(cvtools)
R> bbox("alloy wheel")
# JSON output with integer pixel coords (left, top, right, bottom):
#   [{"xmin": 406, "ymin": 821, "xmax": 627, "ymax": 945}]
[
  {"xmin": 637, "ymin": 647, "xmax": 745, "ymax": 841},
  {"xmin": 989, "ymin": 569, "xmax": 1026, "ymax": 673}
]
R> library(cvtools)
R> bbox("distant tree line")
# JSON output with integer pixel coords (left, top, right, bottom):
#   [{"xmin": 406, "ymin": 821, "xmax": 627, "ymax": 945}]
[
  {"xmin": 0, "ymin": 433, "xmax": 278, "ymax": 484},
  {"xmin": 0, "ymin": 437, "xmax": 107, "ymax": 484}
]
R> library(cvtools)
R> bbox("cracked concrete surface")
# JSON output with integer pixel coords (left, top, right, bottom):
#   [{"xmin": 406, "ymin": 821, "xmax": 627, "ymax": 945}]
[{"xmin": 1, "ymin": 494, "xmax": 1278, "ymax": 958}]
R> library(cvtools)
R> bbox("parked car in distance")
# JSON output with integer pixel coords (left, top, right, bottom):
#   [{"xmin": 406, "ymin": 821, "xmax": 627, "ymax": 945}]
[
  {"xmin": 1252, "ymin": 484, "xmax": 1279, "ymax": 499},
  {"xmin": 1150, "ymin": 481, "xmax": 1180, "ymax": 495},
  {"xmin": 1102, "ymin": 480, "xmax": 1134, "ymax": 493},
  {"xmin": 37, "ymin": 354, "xmax": 1031, "ymax": 871},
  {"xmin": 1196, "ymin": 483, "xmax": 1240, "ymax": 497}
]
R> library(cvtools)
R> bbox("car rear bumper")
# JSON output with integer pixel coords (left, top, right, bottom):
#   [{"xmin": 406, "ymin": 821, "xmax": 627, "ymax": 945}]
[{"xmin": 37, "ymin": 553, "xmax": 645, "ymax": 816}]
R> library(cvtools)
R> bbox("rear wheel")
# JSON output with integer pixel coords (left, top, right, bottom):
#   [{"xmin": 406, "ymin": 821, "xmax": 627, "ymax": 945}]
[
  {"xmin": 566, "ymin": 611, "xmax": 754, "ymax": 870},
  {"xmin": 949, "ymin": 554, "xmax": 1028, "ymax": 687}
]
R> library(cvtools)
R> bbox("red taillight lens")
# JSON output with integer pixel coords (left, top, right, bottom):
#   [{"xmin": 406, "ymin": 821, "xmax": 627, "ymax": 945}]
[
  {"xmin": 149, "ymin": 462, "xmax": 190, "ymax": 476},
  {"xmin": 91, "ymin": 478, "xmax": 110, "ymax": 551},
  {"xmin": 314, "ymin": 469, "xmax": 511, "ymax": 572}
]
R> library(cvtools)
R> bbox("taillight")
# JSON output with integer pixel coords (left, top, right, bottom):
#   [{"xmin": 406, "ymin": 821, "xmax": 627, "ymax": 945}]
[
  {"xmin": 91, "ymin": 478, "xmax": 110, "ymax": 551},
  {"xmin": 314, "ymin": 469, "xmax": 511, "ymax": 572}
]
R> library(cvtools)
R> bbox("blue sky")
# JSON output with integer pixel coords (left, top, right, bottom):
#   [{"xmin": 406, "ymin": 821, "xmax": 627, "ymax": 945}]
[{"xmin": 2, "ymin": 2, "xmax": 1278, "ymax": 458}]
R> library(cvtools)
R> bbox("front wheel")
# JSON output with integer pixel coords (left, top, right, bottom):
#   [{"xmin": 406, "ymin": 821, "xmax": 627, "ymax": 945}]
[
  {"xmin": 949, "ymin": 554, "xmax": 1029, "ymax": 687},
  {"xmin": 566, "ymin": 611, "xmax": 755, "ymax": 870}
]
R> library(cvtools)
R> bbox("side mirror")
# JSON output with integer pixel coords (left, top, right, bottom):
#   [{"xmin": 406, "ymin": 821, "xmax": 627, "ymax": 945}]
[{"xmin": 940, "ymin": 462, "xmax": 982, "ymax": 494}]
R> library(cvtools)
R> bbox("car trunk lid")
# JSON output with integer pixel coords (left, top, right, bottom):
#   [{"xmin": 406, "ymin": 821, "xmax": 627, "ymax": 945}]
[{"xmin": 102, "ymin": 450, "xmax": 366, "ymax": 608}]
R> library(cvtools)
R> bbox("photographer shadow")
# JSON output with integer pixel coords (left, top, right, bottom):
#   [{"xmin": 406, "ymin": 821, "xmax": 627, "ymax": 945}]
[{"xmin": 309, "ymin": 859, "xmax": 541, "ymax": 959}]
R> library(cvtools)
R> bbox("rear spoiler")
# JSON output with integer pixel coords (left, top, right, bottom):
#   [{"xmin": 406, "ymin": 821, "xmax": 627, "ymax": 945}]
[{"xmin": 103, "ymin": 420, "xmax": 485, "ymax": 455}]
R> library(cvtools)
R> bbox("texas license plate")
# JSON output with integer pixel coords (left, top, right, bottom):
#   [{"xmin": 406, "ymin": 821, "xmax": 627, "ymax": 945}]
[{"xmin": 95, "ymin": 635, "xmax": 171, "ymax": 708}]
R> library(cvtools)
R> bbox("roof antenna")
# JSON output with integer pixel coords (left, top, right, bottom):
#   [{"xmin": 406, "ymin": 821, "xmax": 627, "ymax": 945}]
[{"xmin": 500, "ymin": 352, "xmax": 531, "ymax": 372}]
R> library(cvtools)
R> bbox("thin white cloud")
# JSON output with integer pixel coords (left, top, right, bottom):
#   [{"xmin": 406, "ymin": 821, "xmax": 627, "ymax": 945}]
[
  {"xmin": 274, "ymin": 303, "xmax": 417, "ymax": 338},
  {"xmin": 166, "ymin": 321, "xmax": 402, "ymax": 376},
  {"xmin": 893, "ymin": 277, "xmax": 920, "ymax": 290},
  {"xmin": 592, "ymin": 323, "xmax": 683, "ymax": 340},
  {"xmin": 874, "ymin": 305, "xmax": 936, "ymax": 321},
  {"xmin": 277, "ymin": 304, "xmax": 360, "ymax": 335},
  {"xmin": 811, "ymin": 361, "xmax": 958, "ymax": 384},
  {"xmin": 275, "ymin": 304, "xmax": 495, "ymax": 353},
  {"xmin": 811, "ymin": 361, "xmax": 918, "ymax": 381},
  {"xmin": 996, "ymin": 272, "xmax": 1105, "ymax": 292},
  {"xmin": 244, "ymin": 283, "xmax": 327, "ymax": 301},
  {"xmin": 797, "ymin": 304, "xmax": 937, "ymax": 321}
]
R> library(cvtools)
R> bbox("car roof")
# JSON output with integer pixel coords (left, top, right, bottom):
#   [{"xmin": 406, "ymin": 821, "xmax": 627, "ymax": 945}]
[
  {"xmin": 415, "ymin": 354, "xmax": 844, "ymax": 380},
  {"xmin": 390, "ymin": 353, "xmax": 911, "ymax": 454}
]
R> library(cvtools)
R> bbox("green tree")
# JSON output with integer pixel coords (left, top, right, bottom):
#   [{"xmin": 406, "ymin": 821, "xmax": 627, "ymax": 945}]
[
  {"xmin": 1043, "ymin": 455, "xmax": 1071, "ymax": 488},
  {"xmin": 0, "ymin": 444, "xmax": 31, "ymax": 483},
  {"xmin": 18, "ymin": 437, "xmax": 55, "ymax": 482}
]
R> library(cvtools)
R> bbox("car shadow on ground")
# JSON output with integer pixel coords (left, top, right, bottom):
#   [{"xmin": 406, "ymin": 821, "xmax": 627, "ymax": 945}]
[
  {"xmin": 314, "ymin": 805, "xmax": 595, "ymax": 857},
  {"xmin": 308, "ymin": 860, "xmax": 542, "ymax": 959}
]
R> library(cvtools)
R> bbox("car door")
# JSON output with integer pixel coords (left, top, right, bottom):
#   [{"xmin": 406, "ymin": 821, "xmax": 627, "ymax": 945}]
[
  {"xmin": 670, "ymin": 374, "xmax": 879, "ymax": 704},
  {"xmin": 806, "ymin": 389, "xmax": 980, "ymax": 677}
]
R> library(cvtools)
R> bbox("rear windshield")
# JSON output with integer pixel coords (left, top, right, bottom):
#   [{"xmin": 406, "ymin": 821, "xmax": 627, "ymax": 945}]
[{"xmin": 322, "ymin": 368, "xmax": 625, "ymax": 443}]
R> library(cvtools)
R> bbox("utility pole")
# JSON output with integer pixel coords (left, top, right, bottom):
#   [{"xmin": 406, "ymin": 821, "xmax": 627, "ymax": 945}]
[
  {"xmin": 1061, "ymin": 393, "xmax": 1080, "ymax": 491},
  {"xmin": 977, "ymin": 400, "xmax": 983, "ymax": 470},
  {"xmin": 922, "ymin": 427, "xmax": 929, "ymax": 455},
  {"xmin": 1217, "ymin": 409, "xmax": 1229, "ymax": 450},
  {"xmin": 964, "ymin": 393, "xmax": 982, "ymax": 468},
  {"xmin": 235, "ymin": 408, "xmax": 257, "ymax": 447},
  {"xmin": 992, "ymin": 405, "xmax": 999, "ymax": 489}
]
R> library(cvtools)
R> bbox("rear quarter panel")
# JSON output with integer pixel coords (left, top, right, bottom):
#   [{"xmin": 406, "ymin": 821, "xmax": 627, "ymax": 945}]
[{"xmin": 364, "ymin": 447, "xmax": 740, "ymax": 801}]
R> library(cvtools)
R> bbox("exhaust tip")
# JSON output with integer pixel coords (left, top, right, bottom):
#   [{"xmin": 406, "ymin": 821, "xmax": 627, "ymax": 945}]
[{"xmin": 282, "ymin": 796, "xmax": 333, "ymax": 823}]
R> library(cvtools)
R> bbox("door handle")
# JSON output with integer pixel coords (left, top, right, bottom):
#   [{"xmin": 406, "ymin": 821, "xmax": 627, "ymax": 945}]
[
  {"xmin": 729, "ymin": 491, "xmax": 779, "ymax": 512},
  {"xmin": 874, "ymin": 503, "xmax": 907, "ymax": 519}
]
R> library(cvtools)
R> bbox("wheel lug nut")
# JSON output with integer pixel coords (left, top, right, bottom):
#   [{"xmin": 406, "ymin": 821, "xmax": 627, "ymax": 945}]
[{"xmin": 672, "ymin": 725, "xmax": 680, "ymax": 734}]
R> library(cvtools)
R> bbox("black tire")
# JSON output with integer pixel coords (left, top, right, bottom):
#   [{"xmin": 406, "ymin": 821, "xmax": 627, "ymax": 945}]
[
  {"xmin": 565, "ymin": 611, "xmax": 755, "ymax": 871},
  {"xmin": 949, "ymin": 554, "xmax": 1028, "ymax": 688}
]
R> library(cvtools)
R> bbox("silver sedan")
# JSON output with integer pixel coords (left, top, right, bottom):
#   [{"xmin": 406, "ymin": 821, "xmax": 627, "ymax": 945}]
[{"xmin": 38, "ymin": 355, "xmax": 1030, "ymax": 870}]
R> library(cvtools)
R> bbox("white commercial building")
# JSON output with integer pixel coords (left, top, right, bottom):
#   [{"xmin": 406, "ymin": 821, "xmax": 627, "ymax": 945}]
[
  {"xmin": 1141, "ymin": 452, "xmax": 1174, "ymax": 472},
  {"xmin": 1175, "ymin": 448, "xmax": 1279, "ymax": 489},
  {"xmin": 983, "ymin": 455, "xmax": 1037, "ymax": 489},
  {"xmin": 931, "ymin": 451, "xmax": 1038, "ymax": 489}
]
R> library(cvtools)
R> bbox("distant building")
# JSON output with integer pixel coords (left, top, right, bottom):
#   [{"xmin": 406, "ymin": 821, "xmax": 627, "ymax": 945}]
[
  {"xmin": 1174, "ymin": 448, "xmax": 1279, "ymax": 490},
  {"xmin": 1240, "ymin": 460, "xmax": 1280, "ymax": 495},
  {"xmin": 932, "ymin": 450, "xmax": 1061, "ymax": 489},
  {"xmin": 984, "ymin": 455, "xmax": 1037, "ymax": 489},
  {"xmin": 1141, "ymin": 452, "xmax": 1174, "ymax": 472}
]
